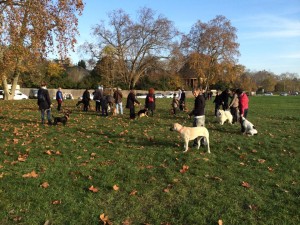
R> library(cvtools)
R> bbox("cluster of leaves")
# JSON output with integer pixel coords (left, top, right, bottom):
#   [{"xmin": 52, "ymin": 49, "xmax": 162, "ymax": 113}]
[{"xmin": 0, "ymin": 96, "xmax": 299, "ymax": 224}]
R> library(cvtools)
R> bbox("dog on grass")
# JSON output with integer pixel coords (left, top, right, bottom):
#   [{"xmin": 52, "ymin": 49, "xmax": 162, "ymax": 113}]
[
  {"xmin": 217, "ymin": 109, "xmax": 233, "ymax": 125},
  {"xmin": 241, "ymin": 117, "xmax": 258, "ymax": 136},
  {"xmin": 170, "ymin": 123, "xmax": 210, "ymax": 153},
  {"xmin": 53, "ymin": 110, "xmax": 71, "ymax": 126},
  {"xmin": 137, "ymin": 108, "xmax": 148, "ymax": 118}
]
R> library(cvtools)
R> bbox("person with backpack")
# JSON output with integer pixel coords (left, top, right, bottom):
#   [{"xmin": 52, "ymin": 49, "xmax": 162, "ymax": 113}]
[
  {"xmin": 37, "ymin": 82, "xmax": 52, "ymax": 125},
  {"xmin": 56, "ymin": 87, "xmax": 63, "ymax": 111},
  {"xmin": 145, "ymin": 88, "xmax": 156, "ymax": 116}
]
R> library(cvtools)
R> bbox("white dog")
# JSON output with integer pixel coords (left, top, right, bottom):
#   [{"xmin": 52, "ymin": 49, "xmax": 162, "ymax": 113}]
[
  {"xmin": 217, "ymin": 109, "xmax": 233, "ymax": 125},
  {"xmin": 170, "ymin": 123, "xmax": 210, "ymax": 153},
  {"xmin": 241, "ymin": 117, "xmax": 258, "ymax": 136}
]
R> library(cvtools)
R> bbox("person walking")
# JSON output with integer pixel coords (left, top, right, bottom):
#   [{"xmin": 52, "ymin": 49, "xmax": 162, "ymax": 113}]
[
  {"xmin": 145, "ymin": 88, "xmax": 156, "ymax": 116},
  {"xmin": 179, "ymin": 89, "xmax": 186, "ymax": 111},
  {"xmin": 126, "ymin": 89, "xmax": 140, "ymax": 119},
  {"xmin": 236, "ymin": 88, "xmax": 249, "ymax": 132},
  {"xmin": 213, "ymin": 90, "xmax": 222, "ymax": 116},
  {"xmin": 37, "ymin": 82, "xmax": 52, "ymax": 125},
  {"xmin": 93, "ymin": 86, "xmax": 103, "ymax": 112},
  {"xmin": 82, "ymin": 89, "xmax": 91, "ymax": 112},
  {"xmin": 56, "ymin": 87, "xmax": 63, "ymax": 112},
  {"xmin": 113, "ymin": 87, "xmax": 123, "ymax": 114},
  {"xmin": 229, "ymin": 89, "xmax": 239, "ymax": 124},
  {"xmin": 189, "ymin": 87, "xmax": 206, "ymax": 146}
]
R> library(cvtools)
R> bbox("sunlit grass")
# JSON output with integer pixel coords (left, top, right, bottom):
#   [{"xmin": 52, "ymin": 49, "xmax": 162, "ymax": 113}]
[{"xmin": 0, "ymin": 96, "xmax": 299, "ymax": 224}]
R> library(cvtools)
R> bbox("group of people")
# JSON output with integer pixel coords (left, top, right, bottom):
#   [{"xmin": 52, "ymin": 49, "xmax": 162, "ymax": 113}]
[{"xmin": 213, "ymin": 88, "xmax": 249, "ymax": 130}]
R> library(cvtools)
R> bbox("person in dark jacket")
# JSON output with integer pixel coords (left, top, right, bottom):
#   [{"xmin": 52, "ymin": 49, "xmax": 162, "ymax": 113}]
[
  {"xmin": 56, "ymin": 87, "xmax": 63, "ymax": 112},
  {"xmin": 113, "ymin": 87, "xmax": 123, "ymax": 115},
  {"xmin": 82, "ymin": 89, "xmax": 90, "ymax": 112},
  {"xmin": 37, "ymin": 83, "xmax": 52, "ymax": 125},
  {"xmin": 220, "ymin": 88, "xmax": 230, "ymax": 110},
  {"xmin": 189, "ymin": 87, "xmax": 206, "ymax": 146},
  {"xmin": 213, "ymin": 90, "xmax": 222, "ymax": 116},
  {"xmin": 126, "ymin": 89, "xmax": 140, "ymax": 119},
  {"xmin": 145, "ymin": 88, "xmax": 156, "ymax": 116},
  {"xmin": 93, "ymin": 86, "xmax": 103, "ymax": 112},
  {"xmin": 179, "ymin": 89, "xmax": 186, "ymax": 111}
]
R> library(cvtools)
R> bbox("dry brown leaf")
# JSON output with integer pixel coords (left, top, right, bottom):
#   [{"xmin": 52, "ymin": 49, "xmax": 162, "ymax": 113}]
[
  {"xmin": 13, "ymin": 138, "xmax": 19, "ymax": 144},
  {"xmin": 268, "ymin": 167, "xmax": 274, "ymax": 172},
  {"xmin": 218, "ymin": 219, "xmax": 223, "ymax": 225},
  {"xmin": 88, "ymin": 185, "xmax": 99, "ymax": 193},
  {"xmin": 18, "ymin": 155, "xmax": 27, "ymax": 162},
  {"xmin": 40, "ymin": 182, "xmax": 49, "ymax": 188},
  {"xmin": 129, "ymin": 190, "xmax": 138, "ymax": 196},
  {"xmin": 258, "ymin": 159, "xmax": 266, "ymax": 164},
  {"xmin": 52, "ymin": 200, "xmax": 61, "ymax": 205},
  {"xmin": 90, "ymin": 153, "xmax": 97, "ymax": 157},
  {"xmin": 99, "ymin": 213, "xmax": 112, "ymax": 225},
  {"xmin": 45, "ymin": 150, "xmax": 52, "ymax": 155},
  {"xmin": 180, "ymin": 165, "xmax": 189, "ymax": 173},
  {"xmin": 22, "ymin": 170, "xmax": 38, "ymax": 178},
  {"xmin": 241, "ymin": 181, "xmax": 251, "ymax": 188},
  {"xmin": 122, "ymin": 219, "xmax": 132, "ymax": 225},
  {"xmin": 113, "ymin": 185, "xmax": 119, "ymax": 191}
]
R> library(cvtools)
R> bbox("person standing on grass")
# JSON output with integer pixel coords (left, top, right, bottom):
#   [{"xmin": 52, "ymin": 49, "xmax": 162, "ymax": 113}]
[
  {"xmin": 189, "ymin": 87, "xmax": 206, "ymax": 146},
  {"xmin": 179, "ymin": 89, "xmax": 186, "ymax": 111},
  {"xmin": 37, "ymin": 82, "xmax": 52, "ymax": 125},
  {"xmin": 236, "ymin": 88, "xmax": 249, "ymax": 132},
  {"xmin": 171, "ymin": 93, "xmax": 179, "ymax": 115},
  {"xmin": 56, "ymin": 87, "xmax": 63, "ymax": 112},
  {"xmin": 213, "ymin": 90, "xmax": 222, "ymax": 116},
  {"xmin": 82, "ymin": 88, "xmax": 90, "ymax": 112},
  {"xmin": 229, "ymin": 88, "xmax": 239, "ymax": 124},
  {"xmin": 113, "ymin": 87, "xmax": 123, "ymax": 115},
  {"xmin": 145, "ymin": 88, "xmax": 156, "ymax": 116},
  {"xmin": 93, "ymin": 86, "xmax": 103, "ymax": 112},
  {"xmin": 126, "ymin": 89, "xmax": 140, "ymax": 119}
]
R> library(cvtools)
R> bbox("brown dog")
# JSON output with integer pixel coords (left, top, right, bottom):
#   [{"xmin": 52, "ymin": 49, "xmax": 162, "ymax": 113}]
[{"xmin": 170, "ymin": 123, "xmax": 210, "ymax": 153}]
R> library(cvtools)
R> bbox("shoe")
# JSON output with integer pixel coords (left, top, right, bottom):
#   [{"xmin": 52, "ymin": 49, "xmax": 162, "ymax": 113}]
[{"xmin": 48, "ymin": 120, "xmax": 52, "ymax": 125}]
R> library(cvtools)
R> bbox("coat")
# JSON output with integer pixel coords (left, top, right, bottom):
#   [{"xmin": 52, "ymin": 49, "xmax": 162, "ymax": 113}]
[
  {"xmin": 126, "ymin": 92, "xmax": 140, "ymax": 109},
  {"xmin": 37, "ymin": 88, "xmax": 51, "ymax": 110},
  {"xmin": 145, "ymin": 94, "xmax": 156, "ymax": 110}
]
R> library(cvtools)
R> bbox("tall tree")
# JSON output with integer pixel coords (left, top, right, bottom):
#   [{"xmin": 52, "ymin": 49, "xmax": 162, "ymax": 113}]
[
  {"xmin": 185, "ymin": 15, "xmax": 240, "ymax": 90},
  {"xmin": 84, "ymin": 7, "xmax": 178, "ymax": 88},
  {"xmin": 0, "ymin": 0, "xmax": 84, "ymax": 99}
]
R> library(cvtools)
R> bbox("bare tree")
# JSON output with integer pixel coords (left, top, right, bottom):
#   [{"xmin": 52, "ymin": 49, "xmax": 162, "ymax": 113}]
[
  {"xmin": 84, "ymin": 7, "xmax": 178, "ymax": 88},
  {"xmin": 184, "ymin": 15, "xmax": 240, "ymax": 90},
  {"xmin": 0, "ymin": 0, "xmax": 84, "ymax": 99}
]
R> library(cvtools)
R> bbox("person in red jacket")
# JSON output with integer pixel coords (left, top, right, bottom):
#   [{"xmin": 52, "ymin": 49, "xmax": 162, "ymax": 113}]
[{"xmin": 236, "ymin": 88, "xmax": 249, "ymax": 132}]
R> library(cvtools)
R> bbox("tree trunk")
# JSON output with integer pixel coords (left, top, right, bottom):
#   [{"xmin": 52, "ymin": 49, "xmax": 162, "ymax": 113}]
[{"xmin": 2, "ymin": 73, "xmax": 19, "ymax": 100}]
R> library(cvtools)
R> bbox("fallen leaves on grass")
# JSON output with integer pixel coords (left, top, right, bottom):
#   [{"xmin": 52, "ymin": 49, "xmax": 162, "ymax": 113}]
[
  {"xmin": 258, "ymin": 159, "xmax": 266, "ymax": 164},
  {"xmin": 22, "ymin": 170, "xmax": 38, "ymax": 178},
  {"xmin": 129, "ymin": 190, "xmax": 138, "ymax": 196},
  {"xmin": 180, "ymin": 165, "xmax": 189, "ymax": 173},
  {"xmin": 218, "ymin": 219, "xmax": 223, "ymax": 225},
  {"xmin": 88, "ymin": 185, "xmax": 99, "ymax": 193},
  {"xmin": 40, "ymin": 182, "xmax": 49, "ymax": 188},
  {"xmin": 18, "ymin": 154, "xmax": 28, "ymax": 162},
  {"xmin": 113, "ymin": 185, "xmax": 119, "ymax": 191},
  {"xmin": 52, "ymin": 200, "xmax": 61, "ymax": 205},
  {"xmin": 99, "ymin": 213, "xmax": 112, "ymax": 225},
  {"xmin": 241, "ymin": 181, "xmax": 251, "ymax": 188}
]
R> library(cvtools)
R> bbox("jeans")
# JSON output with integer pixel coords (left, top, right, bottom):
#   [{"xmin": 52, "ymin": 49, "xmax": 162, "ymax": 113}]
[
  {"xmin": 41, "ymin": 109, "xmax": 51, "ymax": 123},
  {"xmin": 193, "ymin": 115, "xmax": 206, "ymax": 145},
  {"xmin": 116, "ymin": 102, "xmax": 123, "ymax": 114}
]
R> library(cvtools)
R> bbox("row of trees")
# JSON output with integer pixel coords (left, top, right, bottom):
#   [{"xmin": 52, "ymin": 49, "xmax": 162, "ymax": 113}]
[{"xmin": 1, "ymin": 4, "xmax": 299, "ymax": 99}]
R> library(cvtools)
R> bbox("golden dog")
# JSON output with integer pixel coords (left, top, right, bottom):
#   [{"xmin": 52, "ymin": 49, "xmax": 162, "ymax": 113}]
[{"xmin": 170, "ymin": 123, "xmax": 210, "ymax": 153}]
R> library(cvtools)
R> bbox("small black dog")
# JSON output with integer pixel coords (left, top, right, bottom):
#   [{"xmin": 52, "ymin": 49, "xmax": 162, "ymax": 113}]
[
  {"xmin": 52, "ymin": 110, "xmax": 71, "ymax": 125},
  {"xmin": 137, "ymin": 108, "xmax": 148, "ymax": 118}
]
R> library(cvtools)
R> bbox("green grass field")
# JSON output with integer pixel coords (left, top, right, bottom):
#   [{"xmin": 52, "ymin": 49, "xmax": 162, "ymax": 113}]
[{"xmin": 0, "ymin": 96, "xmax": 299, "ymax": 225}]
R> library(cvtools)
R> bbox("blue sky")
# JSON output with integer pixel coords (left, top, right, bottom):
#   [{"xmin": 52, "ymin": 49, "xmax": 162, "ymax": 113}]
[{"xmin": 70, "ymin": 0, "xmax": 300, "ymax": 75}]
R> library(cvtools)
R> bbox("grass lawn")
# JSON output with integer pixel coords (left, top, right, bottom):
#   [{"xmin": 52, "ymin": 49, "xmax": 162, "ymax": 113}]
[{"xmin": 0, "ymin": 96, "xmax": 299, "ymax": 225}]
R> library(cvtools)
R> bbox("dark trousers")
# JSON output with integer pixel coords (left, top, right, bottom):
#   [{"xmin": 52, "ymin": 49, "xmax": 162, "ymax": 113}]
[
  {"xmin": 214, "ymin": 104, "xmax": 220, "ymax": 116},
  {"xmin": 230, "ymin": 107, "xmax": 238, "ymax": 124},
  {"xmin": 96, "ymin": 101, "xmax": 101, "ymax": 111},
  {"xmin": 130, "ymin": 107, "xmax": 135, "ymax": 119},
  {"xmin": 57, "ymin": 100, "xmax": 62, "ymax": 111}
]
